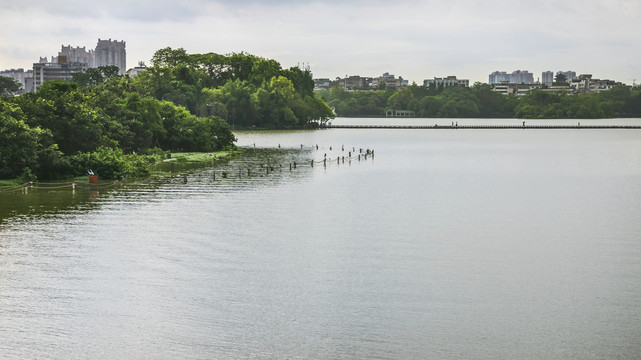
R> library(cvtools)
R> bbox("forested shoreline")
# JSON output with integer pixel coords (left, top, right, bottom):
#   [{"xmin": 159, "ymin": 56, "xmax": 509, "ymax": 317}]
[
  {"xmin": 3, "ymin": 47, "xmax": 641, "ymax": 182},
  {"xmin": 318, "ymin": 83, "xmax": 641, "ymax": 118},
  {"xmin": 0, "ymin": 48, "xmax": 334, "ymax": 181}
]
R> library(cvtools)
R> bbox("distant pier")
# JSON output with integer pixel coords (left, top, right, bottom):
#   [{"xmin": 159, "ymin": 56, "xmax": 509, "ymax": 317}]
[{"xmin": 323, "ymin": 124, "xmax": 641, "ymax": 130}]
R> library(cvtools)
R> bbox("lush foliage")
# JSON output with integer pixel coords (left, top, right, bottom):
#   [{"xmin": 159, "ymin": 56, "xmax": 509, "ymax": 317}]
[
  {"xmin": 0, "ymin": 76, "xmax": 22, "ymax": 96},
  {"xmin": 135, "ymin": 48, "xmax": 334, "ymax": 128},
  {"xmin": 70, "ymin": 146, "xmax": 155, "ymax": 180},
  {"xmin": 0, "ymin": 100, "xmax": 60, "ymax": 179},
  {"xmin": 1, "ymin": 48, "xmax": 337, "ymax": 181},
  {"xmin": 318, "ymin": 82, "xmax": 641, "ymax": 118},
  {"xmin": 70, "ymin": 66, "xmax": 120, "ymax": 88},
  {"xmin": 1, "ymin": 68, "xmax": 236, "ymax": 180},
  {"xmin": 514, "ymin": 87, "xmax": 641, "ymax": 118},
  {"xmin": 316, "ymin": 87, "xmax": 395, "ymax": 117}
]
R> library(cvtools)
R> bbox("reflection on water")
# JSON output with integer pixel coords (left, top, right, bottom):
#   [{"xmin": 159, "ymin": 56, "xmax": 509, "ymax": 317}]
[
  {"xmin": 0, "ymin": 185, "xmax": 96, "ymax": 222},
  {"xmin": 1, "ymin": 127, "xmax": 641, "ymax": 359},
  {"xmin": 0, "ymin": 148, "xmax": 320, "ymax": 222}
]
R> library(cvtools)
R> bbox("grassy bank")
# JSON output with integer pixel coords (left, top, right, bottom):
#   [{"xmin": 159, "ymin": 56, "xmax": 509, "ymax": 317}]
[
  {"xmin": 164, "ymin": 151, "xmax": 236, "ymax": 163},
  {"xmin": 0, "ymin": 179, "xmax": 23, "ymax": 187},
  {"xmin": 0, "ymin": 150, "xmax": 240, "ymax": 188},
  {"xmin": 148, "ymin": 149, "xmax": 240, "ymax": 177}
]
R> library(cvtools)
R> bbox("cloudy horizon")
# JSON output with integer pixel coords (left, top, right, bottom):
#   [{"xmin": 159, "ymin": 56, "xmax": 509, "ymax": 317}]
[{"xmin": 1, "ymin": 0, "xmax": 639, "ymax": 85}]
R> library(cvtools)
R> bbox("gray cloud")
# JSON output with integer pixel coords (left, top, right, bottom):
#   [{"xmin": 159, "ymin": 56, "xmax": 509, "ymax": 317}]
[{"xmin": 1, "ymin": 0, "xmax": 639, "ymax": 84}]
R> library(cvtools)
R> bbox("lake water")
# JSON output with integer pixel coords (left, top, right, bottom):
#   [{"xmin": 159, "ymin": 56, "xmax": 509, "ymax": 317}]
[{"xmin": 1, "ymin": 118, "xmax": 641, "ymax": 359}]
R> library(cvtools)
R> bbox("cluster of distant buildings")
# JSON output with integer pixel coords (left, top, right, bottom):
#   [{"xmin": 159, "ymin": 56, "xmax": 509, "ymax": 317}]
[
  {"xmin": 0, "ymin": 39, "xmax": 146, "ymax": 94},
  {"xmin": 315, "ymin": 70, "xmax": 634, "ymax": 96},
  {"xmin": 313, "ymin": 73, "xmax": 411, "ymax": 92},
  {"xmin": 488, "ymin": 70, "xmax": 627, "ymax": 95},
  {"xmin": 1, "ymin": 42, "xmax": 636, "ymax": 98}
]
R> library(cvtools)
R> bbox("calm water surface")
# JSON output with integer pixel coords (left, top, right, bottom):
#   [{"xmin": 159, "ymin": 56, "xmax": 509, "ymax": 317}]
[{"xmin": 1, "ymin": 121, "xmax": 641, "ymax": 359}]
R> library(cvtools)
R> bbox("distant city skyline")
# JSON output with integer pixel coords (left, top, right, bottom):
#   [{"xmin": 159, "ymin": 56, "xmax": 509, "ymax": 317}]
[{"xmin": 1, "ymin": 0, "xmax": 639, "ymax": 85}]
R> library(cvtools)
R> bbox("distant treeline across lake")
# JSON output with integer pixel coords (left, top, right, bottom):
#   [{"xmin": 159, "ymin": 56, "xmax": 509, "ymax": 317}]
[{"xmin": 316, "ymin": 83, "xmax": 641, "ymax": 119}]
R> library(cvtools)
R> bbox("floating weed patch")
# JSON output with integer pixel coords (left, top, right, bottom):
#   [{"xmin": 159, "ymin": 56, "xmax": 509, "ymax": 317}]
[{"xmin": 166, "ymin": 151, "xmax": 235, "ymax": 163}]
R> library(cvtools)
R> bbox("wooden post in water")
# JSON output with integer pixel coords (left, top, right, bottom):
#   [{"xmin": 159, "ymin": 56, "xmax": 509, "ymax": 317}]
[
  {"xmin": 293, "ymin": 162, "xmax": 297, "ymax": 169},
  {"xmin": 311, "ymin": 160, "xmax": 314, "ymax": 167},
  {"xmin": 323, "ymin": 158, "xmax": 326, "ymax": 167}
]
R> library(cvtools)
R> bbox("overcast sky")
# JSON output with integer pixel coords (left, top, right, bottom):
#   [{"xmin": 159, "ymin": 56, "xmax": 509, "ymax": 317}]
[{"xmin": 1, "ymin": 0, "xmax": 640, "ymax": 84}]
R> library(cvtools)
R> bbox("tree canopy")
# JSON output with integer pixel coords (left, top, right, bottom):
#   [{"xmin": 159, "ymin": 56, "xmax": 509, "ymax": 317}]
[
  {"xmin": 0, "ymin": 76, "xmax": 21, "ymax": 96},
  {"xmin": 0, "ymin": 48, "xmax": 337, "ymax": 180},
  {"xmin": 318, "ymin": 82, "xmax": 641, "ymax": 119},
  {"xmin": 137, "ymin": 48, "xmax": 334, "ymax": 128}
]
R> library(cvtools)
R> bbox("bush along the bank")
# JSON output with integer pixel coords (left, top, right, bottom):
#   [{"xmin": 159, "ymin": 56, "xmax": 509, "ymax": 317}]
[{"xmin": 70, "ymin": 146, "xmax": 155, "ymax": 180}]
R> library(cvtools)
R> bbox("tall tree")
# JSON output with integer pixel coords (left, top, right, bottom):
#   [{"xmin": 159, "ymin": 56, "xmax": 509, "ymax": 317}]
[{"xmin": 0, "ymin": 76, "xmax": 21, "ymax": 96}]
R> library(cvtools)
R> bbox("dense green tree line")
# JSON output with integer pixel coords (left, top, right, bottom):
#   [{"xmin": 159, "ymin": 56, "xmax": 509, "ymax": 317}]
[
  {"xmin": 317, "ymin": 82, "xmax": 641, "ymax": 118},
  {"xmin": 135, "ymin": 48, "xmax": 333, "ymax": 128},
  {"xmin": 514, "ymin": 86, "xmax": 641, "ymax": 118},
  {"xmin": 1, "ymin": 78, "xmax": 234, "ymax": 181},
  {"xmin": 1, "ymin": 48, "xmax": 335, "ymax": 181}
]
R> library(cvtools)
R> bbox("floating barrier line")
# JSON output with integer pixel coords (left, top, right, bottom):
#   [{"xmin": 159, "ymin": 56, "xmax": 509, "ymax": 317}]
[
  {"xmin": 0, "ymin": 182, "xmax": 32, "ymax": 192},
  {"xmin": 311, "ymin": 155, "xmax": 372, "ymax": 163},
  {"xmin": 73, "ymin": 180, "xmax": 122, "ymax": 188},
  {"xmin": 35, "ymin": 184, "xmax": 79, "ymax": 189},
  {"xmin": 2, "ymin": 145, "xmax": 375, "ymax": 194},
  {"xmin": 34, "ymin": 181, "xmax": 76, "ymax": 186},
  {"xmin": 324, "ymin": 124, "xmax": 641, "ymax": 130}
]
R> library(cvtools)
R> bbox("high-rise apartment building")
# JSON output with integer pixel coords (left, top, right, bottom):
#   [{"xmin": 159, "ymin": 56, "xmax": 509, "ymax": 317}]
[
  {"xmin": 542, "ymin": 71, "xmax": 554, "ymax": 85},
  {"xmin": 510, "ymin": 70, "xmax": 534, "ymax": 84},
  {"xmin": 489, "ymin": 70, "xmax": 534, "ymax": 84},
  {"xmin": 94, "ymin": 39, "xmax": 126, "ymax": 74},
  {"xmin": 29, "ymin": 38, "xmax": 127, "ymax": 91},
  {"xmin": 489, "ymin": 71, "xmax": 509, "ymax": 84},
  {"xmin": 58, "ymin": 46, "xmax": 94, "ymax": 67}
]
